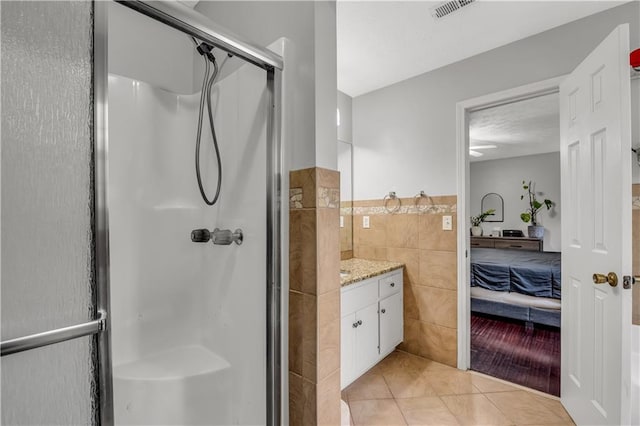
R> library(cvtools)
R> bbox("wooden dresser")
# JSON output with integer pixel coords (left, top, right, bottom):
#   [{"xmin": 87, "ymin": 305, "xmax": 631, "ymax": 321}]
[{"xmin": 470, "ymin": 236, "xmax": 543, "ymax": 252}]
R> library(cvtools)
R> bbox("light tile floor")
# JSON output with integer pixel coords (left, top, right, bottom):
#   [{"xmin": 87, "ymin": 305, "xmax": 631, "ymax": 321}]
[{"xmin": 341, "ymin": 350, "xmax": 575, "ymax": 426}]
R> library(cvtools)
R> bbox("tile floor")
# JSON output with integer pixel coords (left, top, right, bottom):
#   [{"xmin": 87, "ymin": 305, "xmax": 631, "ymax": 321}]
[{"xmin": 341, "ymin": 350, "xmax": 575, "ymax": 426}]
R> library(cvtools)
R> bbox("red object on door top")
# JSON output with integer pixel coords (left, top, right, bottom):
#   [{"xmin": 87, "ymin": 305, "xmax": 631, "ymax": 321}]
[{"xmin": 631, "ymin": 48, "xmax": 640, "ymax": 69}]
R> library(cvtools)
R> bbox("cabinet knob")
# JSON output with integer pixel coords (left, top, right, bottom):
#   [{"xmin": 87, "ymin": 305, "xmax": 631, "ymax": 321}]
[
  {"xmin": 352, "ymin": 322, "xmax": 358, "ymax": 328},
  {"xmin": 381, "ymin": 308, "xmax": 386, "ymax": 314},
  {"xmin": 357, "ymin": 320, "xmax": 362, "ymax": 325},
  {"xmin": 390, "ymin": 282, "xmax": 395, "ymax": 287}
]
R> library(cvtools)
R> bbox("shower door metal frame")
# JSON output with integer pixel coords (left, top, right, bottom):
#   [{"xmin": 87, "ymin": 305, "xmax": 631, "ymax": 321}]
[{"xmin": 95, "ymin": 1, "xmax": 284, "ymax": 425}]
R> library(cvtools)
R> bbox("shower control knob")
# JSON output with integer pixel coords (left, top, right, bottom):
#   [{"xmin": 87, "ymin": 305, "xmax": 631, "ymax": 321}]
[
  {"xmin": 212, "ymin": 228, "xmax": 243, "ymax": 246},
  {"xmin": 191, "ymin": 229, "xmax": 211, "ymax": 243}
]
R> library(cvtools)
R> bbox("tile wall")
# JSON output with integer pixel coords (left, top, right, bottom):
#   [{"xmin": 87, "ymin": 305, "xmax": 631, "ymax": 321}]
[
  {"xmin": 351, "ymin": 195, "xmax": 458, "ymax": 367},
  {"xmin": 288, "ymin": 167, "xmax": 341, "ymax": 425}
]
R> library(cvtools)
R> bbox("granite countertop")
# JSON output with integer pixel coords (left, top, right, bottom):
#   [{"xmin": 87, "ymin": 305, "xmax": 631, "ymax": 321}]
[{"xmin": 340, "ymin": 258, "xmax": 404, "ymax": 287}]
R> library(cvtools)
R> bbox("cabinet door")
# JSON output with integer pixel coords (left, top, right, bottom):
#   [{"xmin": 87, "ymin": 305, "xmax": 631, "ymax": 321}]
[
  {"xmin": 341, "ymin": 313, "xmax": 356, "ymax": 388},
  {"xmin": 379, "ymin": 292, "xmax": 403, "ymax": 355},
  {"xmin": 355, "ymin": 303, "xmax": 380, "ymax": 373}
]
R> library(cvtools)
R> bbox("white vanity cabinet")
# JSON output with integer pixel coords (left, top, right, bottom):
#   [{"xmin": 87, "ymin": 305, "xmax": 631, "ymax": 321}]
[{"xmin": 340, "ymin": 268, "xmax": 403, "ymax": 389}]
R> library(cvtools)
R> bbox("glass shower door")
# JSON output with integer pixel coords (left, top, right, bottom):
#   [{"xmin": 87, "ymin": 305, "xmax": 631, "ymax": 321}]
[{"xmin": 1, "ymin": 1, "xmax": 104, "ymax": 424}]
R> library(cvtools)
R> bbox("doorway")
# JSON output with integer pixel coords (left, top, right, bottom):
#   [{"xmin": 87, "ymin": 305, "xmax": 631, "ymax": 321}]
[{"xmin": 465, "ymin": 91, "xmax": 562, "ymax": 395}]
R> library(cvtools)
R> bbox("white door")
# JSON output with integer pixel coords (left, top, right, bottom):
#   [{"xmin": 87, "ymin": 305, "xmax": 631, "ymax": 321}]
[
  {"xmin": 379, "ymin": 292, "xmax": 403, "ymax": 355},
  {"xmin": 341, "ymin": 313, "xmax": 356, "ymax": 388},
  {"xmin": 356, "ymin": 303, "xmax": 381, "ymax": 371},
  {"xmin": 559, "ymin": 24, "xmax": 633, "ymax": 425}
]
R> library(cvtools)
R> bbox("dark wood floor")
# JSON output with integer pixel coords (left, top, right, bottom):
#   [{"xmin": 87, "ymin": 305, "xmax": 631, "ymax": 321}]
[{"xmin": 470, "ymin": 313, "xmax": 561, "ymax": 396}]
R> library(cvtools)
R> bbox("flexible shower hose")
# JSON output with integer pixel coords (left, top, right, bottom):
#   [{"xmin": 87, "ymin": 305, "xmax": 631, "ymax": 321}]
[{"xmin": 195, "ymin": 49, "xmax": 222, "ymax": 206}]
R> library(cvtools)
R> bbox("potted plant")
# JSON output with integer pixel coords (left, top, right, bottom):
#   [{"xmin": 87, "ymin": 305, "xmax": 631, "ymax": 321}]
[
  {"xmin": 470, "ymin": 209, "xmax": 495, "ymax": 236},
  {"xmin": 520, "ymin": 180, "xmax": 554, "ymax": 239}
]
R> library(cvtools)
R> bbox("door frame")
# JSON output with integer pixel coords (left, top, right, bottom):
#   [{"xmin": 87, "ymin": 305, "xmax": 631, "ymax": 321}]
[{"xmin": 455, "ymin": 75, "xmax": 566, "ymax": 370}]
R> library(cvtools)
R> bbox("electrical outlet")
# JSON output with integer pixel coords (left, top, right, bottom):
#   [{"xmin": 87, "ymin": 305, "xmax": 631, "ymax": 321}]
[
  {"xmin": 442, "ymin": 215, "xmax": 453, "ymax": 231},
  {"xmin": 363, "ymin": 216, "xmax": 370, "ymax": 229},
  {"xmin": 340, "ymin": 216, "xmax": 344, "ymax": 228}
]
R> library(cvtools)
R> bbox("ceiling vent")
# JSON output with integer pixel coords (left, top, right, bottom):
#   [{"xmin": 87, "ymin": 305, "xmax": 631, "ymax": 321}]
[{"xmin": 430, "ymin": 0, "xmax": 476, "ymax": 19}]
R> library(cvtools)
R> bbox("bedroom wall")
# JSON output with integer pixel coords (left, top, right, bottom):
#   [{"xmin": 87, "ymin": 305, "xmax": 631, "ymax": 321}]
[{"xmin": 470, "ymin": 152, "xmax": 561, "ymax": 252}]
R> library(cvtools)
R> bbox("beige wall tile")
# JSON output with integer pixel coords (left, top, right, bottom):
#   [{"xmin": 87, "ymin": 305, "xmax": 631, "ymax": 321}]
[
  {"xmin": 317, "ymin": 368, "xmax": 341, "ymax": 426},
  {"xmin": 399, "ymin": 317, "xmax": 422, "ymax": 355},
  {"xmin": 420, "ymin": 322, "xmax": 457, "ymax": 367},
  {"xmin": 289, "ymin": 167, "xmax": 342, "ymax": 422},
  {"xmin": 403, "ymin": 282, "xmax": 419, "ymax": 321},
  {"xmin": 318, "ymin": 289, "xmax": 340, "ymax": 324},
  {"xmin": 289, "ymin": 210, "xmax": 303, "ymax": 292},
  {"xmin": 289, "ymin": 372, "xmax": 317, "ymax": 426},
  {"xmin": 289, "ymin": 291, "xmax": 303, "ymax": 376},
  {"xmin": 299, "ymin": 209, "xmax": 318, "ymax": 295},
  {"xmin": 317, "ymin": 208, "xmax": 340, "ymax": 295},
  {"xmin": 354, "ymin": 214, "xmax": 388, "ymax": 247},
  {"xmin": 317, "ymin": 317, "xmax": 340, "ymax": 382},
  {"xmin": 419, "ymin": 214, "xmax": 457, "ymax": 252},
  {"xmin": 316, "ymin": 167, "xmax": 340, "ymax": 190},
  {"xmin": 340, "ymin": 213, "xmax": 353, "ymax": 252},
  {"xmin": 386, "ymin": 247, "xmax": 419, "ymax": 285},
  {"xmin": 386, "ymin": 215, "xmax": 419, "ymax": 248},
  {"xmin": 302, "ymin": 294, "xmax": 318, "ymax": 382},
  {"xmin": 355, "ymin": 245, "xmax": 388, "ymax": 261},
  {"xmin": 413, "ymin": 286, "xmax": 457, "ymax": 329},
  {"xmin": 340, "ymin": 250, "xmax": 353, "ymax": 260},
  {"xmin": 352, "ymin": 199, "xmax": 386, "ymax": 208},
  {"xmin": 419, "ymin": 250, "xmax": 457, "ymax": 290},
  {"xmin": 290, "ymin": 168, "xmax": 317, "ymax": 209}
]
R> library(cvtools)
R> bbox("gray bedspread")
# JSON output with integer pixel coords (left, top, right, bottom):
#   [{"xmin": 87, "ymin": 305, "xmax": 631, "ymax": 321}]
[{"xmin": 470, "ymin": 248, "xmax": 561, "ymax": 299}]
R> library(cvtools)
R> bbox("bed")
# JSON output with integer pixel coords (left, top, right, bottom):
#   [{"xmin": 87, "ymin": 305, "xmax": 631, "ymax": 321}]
[{"xmin": 470, "ymin": 248, "xmax": 561, "ymax": 327}]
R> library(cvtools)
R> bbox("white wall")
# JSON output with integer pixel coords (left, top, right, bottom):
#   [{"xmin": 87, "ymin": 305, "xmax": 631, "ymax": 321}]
[
  {"xmin": 108, "ymin": 2, "xmax": 195, "ymax": 94},
  {"xmin": 470, "ymin": 152, "xmax": 561, "ymax": 252},
  {"xmin": 338, "ymin": 141, "xmax": 352, "ymax": 201},
  {"xmin": 196, "ymin": 1, "xmax": 338, "ymax": 171},
  {"xmin": 314, "ymin": 1, "xmax": 338, "ymax": 170},
  {"xmin": 352, "ymin": 2, "xmax": 640, "ymax": 200},
  {"xmin": 338, "ymin": 91, "xmax": 353, "ymax": 143}
]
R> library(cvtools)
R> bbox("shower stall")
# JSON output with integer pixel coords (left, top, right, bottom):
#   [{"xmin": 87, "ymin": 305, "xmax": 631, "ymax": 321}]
[
  {"xmin": 105, "ymin": 2, "xmax": 283, "ymax": 424},
  {"xmin": 1, "ymin": 1, "xmax": 283, "ymax": 424}
]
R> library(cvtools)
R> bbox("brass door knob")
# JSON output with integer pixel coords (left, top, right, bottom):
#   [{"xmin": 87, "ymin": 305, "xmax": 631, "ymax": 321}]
[{"xmin": 592, "ymin": 272, "xmax": 618, "ymax": 287}]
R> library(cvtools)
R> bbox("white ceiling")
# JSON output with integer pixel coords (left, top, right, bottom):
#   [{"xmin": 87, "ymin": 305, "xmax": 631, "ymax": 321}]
[
  {"xmin": 337, "ymin": 1, "xmax": 626, "ymax": 97},
  {"xmin": 468, "ymin": 92, "xmax": 559, "ymax": 162}
]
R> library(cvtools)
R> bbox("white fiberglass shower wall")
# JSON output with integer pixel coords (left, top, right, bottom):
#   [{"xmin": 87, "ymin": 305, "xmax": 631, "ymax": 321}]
[{"xmin": 107, "ymin": 4, "xmax": 268, "ymax": 424}]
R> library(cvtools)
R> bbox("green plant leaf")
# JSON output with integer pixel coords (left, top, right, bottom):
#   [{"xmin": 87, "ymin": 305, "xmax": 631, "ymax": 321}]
[
  {"xmin": 544, "ymin": 199, "xmax": 553, "ymax": 209},
  {"xmin": 532, "ymin": 200, "xmax": 542, "ymax": 209},
  {"xmin": 520, "ymin": 212, "xmax": 531, "ymax": 223}
]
